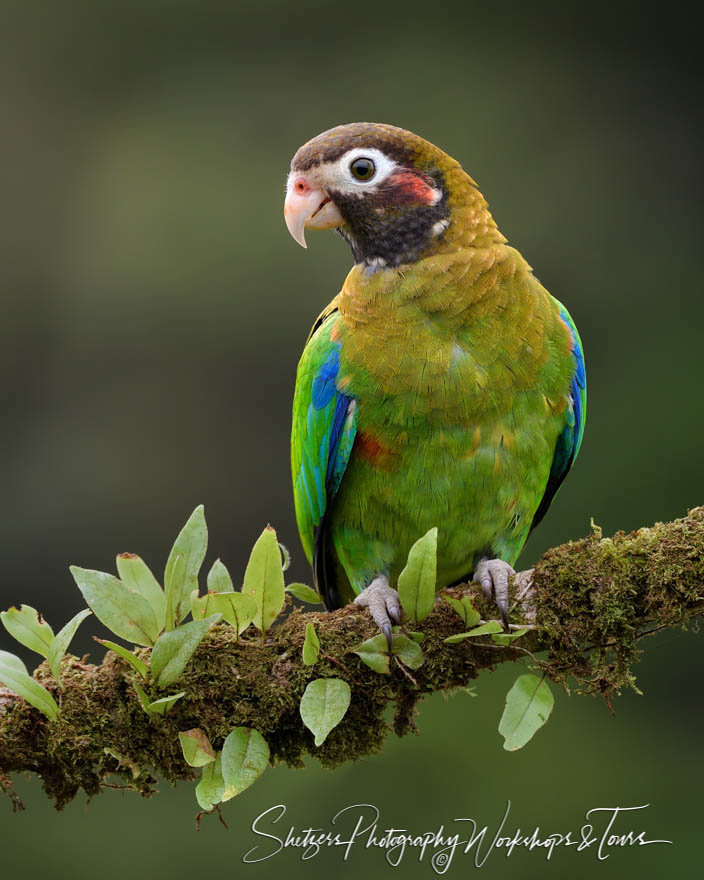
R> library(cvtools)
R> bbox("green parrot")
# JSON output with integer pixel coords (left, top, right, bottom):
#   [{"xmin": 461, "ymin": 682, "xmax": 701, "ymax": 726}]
[{"xmin": 285, "ymin": 123, "xmax": 585, "ymax": 645}]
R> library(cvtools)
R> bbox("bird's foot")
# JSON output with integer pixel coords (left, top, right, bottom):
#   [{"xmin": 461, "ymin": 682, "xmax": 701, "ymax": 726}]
[
  {"xmin": 354, "ymin": 574, "xmax": 401, "ymax": 651},
  {"xmin": 473, "ymin": 557, "xmax": 514, "ymax": 629}
]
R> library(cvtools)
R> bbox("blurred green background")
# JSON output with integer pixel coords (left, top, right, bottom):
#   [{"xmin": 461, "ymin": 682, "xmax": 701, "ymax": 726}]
[{"xmin": 1, "ymin": 1, "xmax": 702, "ymax": 877}]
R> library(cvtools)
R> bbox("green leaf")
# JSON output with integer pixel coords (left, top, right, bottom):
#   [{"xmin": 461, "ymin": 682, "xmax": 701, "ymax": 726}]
[
  {"xmin": 392, "ymin": 627, "xmax": 425, "ymax": 643},
  {"xmin": 492, "ymin": 628, "xmax": 529, "ymax": 646},
  {"xmin": 96, "ymin": 639, "xmax": 148, "ymax": 678},
  {"xmin": 206, "ymin": 559, "xmax": 234, "ymax": 593},
  {"xmin": 190, "ymin": 590, "xmax": 257, "ymax": 635},
  {"xmin": 444, "ymin": 621, "xmax": 504, "ymax": 644},
  {"xmin": 391, "ymin": 634, "xmax": 424, "ymax": 669},
  {"xmin": 150, "ymin": 615, "xmax": 220, "ymax": 687},
  {"xmin": 116, "ymin": 554, "xmax": 166, "ymax": 632},
  {"xmin": 103, "ymin": 748, "xmax": 141, "ymax": 779},
  {"xmin": 148, "ymin": 692, "xmax": 185, "ymax": 715},
  {"xmin": 164, "ymin": 554, "xmax": 186, "ymax": 632},
  {"xmin": 196, "ymin": 753, "xmax": 225, "ymax": 811},
  {"xmin": 164, "ymin": 505, "xmax": 208, "ymax": 629},
  {"xmin": 278, "ymin": 542, "xmax": 291, "ymax": 572},
  {"xmin": 47, "ymin": 609, "xmax": 92, "ymax": 685},
  {"xmin": 499, "ymin": 674, "xmax": 554, "ymax": 751},
  {"xmin": 397, "ymin": 528, "xmax": 437, "ymax": 623},
  {"xmin": 355, "ymin": 651, "xmax": 390, "ymax": 675},
  {"xmin": 221, "ymin": 727, "xmax": 270, "ymax": 800},
  {"xmin": 1, "ymin": 605, "xmax": 55, "ymax": 658},
  {"xmin": 179, "ymin": 729, "xmax": 216, "ymax": 767},
  {"xmin": 353, "ymin": 634, "xmax": 390, "ymax": 675},
  {"xmin": 443, "ymin": 595, "xmax": 481, "ymax": 628},
  {"xmin": 70, "ymin": 566, "xmax": 159, "ymax": 646},
  {"xmin": 242, "ymin": 526, "xmax": 285, "ymax": 633},
  {"xmin": 0, "ymin": 650, "xmax": 59, "ymax": 720},
  {"xmin": 299, "ymin": 678, "xmax": 351, "ymax": 746},
  {"xmin": 286, "ymin": 583, "xmax": 323, "ymax": 605},
  {"xmin": 0, "ymin": 650, "xmax": 27, "ymax": 676},
  {"xmin": 132, "ymin": 681, "xmax": 152, "ymax": 714},
  {"xmin": 302, "ymin": 622, "xmax": 320, "ymax": 666}
]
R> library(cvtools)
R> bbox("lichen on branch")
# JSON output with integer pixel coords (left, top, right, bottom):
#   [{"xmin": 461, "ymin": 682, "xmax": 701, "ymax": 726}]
[{"xmin": 1, "ymin": 507, "xmax": 702, "ymax": 811}]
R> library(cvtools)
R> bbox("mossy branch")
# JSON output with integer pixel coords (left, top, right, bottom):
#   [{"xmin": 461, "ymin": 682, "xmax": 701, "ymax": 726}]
[{"xmin": 1, "ymin": 507, "xmax": 703, "ymax": 810}]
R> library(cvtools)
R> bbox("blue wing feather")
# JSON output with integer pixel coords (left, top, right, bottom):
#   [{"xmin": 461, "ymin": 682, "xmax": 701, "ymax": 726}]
[
  {"xmin": 291, "ymin": 312, "xmax": 357, "ymax": 579},
  {"xmin": 530, "ymin": 301, "xmax": 586, "ymax": 530}
]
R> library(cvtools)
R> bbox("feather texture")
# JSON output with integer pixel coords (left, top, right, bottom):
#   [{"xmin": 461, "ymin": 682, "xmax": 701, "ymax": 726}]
[{"xmin": 289, "ymin": 124, "xmax": 586, "ymax": 608}]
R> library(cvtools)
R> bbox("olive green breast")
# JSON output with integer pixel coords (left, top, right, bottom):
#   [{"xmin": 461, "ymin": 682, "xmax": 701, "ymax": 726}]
[{"xmin": 326, "ymin": 244, "xmax": 575, "ymax": 596}]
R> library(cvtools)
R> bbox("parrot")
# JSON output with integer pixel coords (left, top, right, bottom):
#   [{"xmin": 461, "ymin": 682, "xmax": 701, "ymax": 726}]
[{"xmin": 284, "ymin": 123, "xmax": 586, "ymax": 647}]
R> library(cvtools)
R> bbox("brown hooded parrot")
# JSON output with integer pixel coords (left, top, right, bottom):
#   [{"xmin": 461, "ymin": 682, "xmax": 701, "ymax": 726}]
[{"xmin": 285, "ymin": 123, "xmax": 586, "ymax": 646}]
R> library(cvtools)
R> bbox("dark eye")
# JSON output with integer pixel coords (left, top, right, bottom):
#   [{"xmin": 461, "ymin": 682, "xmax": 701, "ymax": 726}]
[{"xmin": 350, "ymin": 157, "xmax": 376, "ymax": 181}]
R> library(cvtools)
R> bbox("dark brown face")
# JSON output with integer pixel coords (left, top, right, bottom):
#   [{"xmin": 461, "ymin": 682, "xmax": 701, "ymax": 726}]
[{"xmin": 284, "ymin": 123, "xmax": 451, "ymax": 268}]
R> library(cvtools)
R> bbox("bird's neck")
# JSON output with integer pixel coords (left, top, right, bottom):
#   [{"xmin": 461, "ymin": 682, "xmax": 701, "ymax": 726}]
[{"xmin": 338, "ymin": 235, "xmax": 520, "ymax": 332}]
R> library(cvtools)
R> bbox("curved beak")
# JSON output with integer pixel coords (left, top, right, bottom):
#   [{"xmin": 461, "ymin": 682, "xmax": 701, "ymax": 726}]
[{"xmin": 284, "ymin": 175, "xmax": 344, "ymax": 248}]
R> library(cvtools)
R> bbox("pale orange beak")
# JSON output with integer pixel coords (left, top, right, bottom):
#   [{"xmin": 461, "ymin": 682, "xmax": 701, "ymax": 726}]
[{"xmin": 284, "ymin": 175, "xmax": 343, "ymax": 248}]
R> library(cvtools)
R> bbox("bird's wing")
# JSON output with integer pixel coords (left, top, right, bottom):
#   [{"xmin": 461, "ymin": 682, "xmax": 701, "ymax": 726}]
[
  {"xmin": 291, "ymin": 306, "xmax": 357, "ymax": 600},
  {"xmin": 530, "ymin": 299, "xmax": 587, "ymax": 530}
]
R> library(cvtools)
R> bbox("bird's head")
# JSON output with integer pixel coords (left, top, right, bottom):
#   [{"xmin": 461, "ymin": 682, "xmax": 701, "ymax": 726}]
[{"xmin": 284, "ymin": 122, "xmax": 499, "ymax": 269}]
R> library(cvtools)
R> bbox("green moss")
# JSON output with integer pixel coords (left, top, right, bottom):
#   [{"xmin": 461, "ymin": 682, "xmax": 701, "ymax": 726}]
[
  {"xmin": 531, "ymin": 507, "xmax": 704, "ymax": 699},
  {"xmin": 1, "ymin": 507, "xmax": 702, "ymax": 809}
]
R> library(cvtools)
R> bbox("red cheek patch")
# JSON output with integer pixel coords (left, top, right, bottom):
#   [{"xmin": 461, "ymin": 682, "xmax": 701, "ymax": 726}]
[{"xmin": 388, "ymin": 169, "xmax": 439, "ymax": 204}]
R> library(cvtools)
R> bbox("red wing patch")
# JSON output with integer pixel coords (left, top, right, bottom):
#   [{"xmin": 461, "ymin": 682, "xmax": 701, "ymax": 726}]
[{"xmin": 355, "ymin": 431, "xmax": 398, "ymax": 468}]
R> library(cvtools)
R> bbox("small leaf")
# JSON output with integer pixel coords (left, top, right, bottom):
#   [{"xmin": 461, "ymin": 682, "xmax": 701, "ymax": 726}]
[
  {"xmin": 196, "ymin": 753, "xmax": 225, "ymax": 811},
  {"xmin": 116, "ymin": 554, "xmax": 166, "ymax": 632},
  {"xmin": 278, "ymin": 542, "xmax": 291, "ymax": 572},
  {"xmin": 302, "ymin": 622, "xmax": 320, "ymax": 666},
  {"xmin": 148, "ymin": 692, "xmax": 185, "ymax": 715},
  {"xmin": 492, "ymin": 628, "xmax": 529, "ymax": 646},
  {"xmin": 286, "ymin": 583, "xmax": 323, "ymax": 605},
  {"xmin": 355, "ymin": 651, "xmax": 390, "ymax": 675},
  {"xmin": 243, "ymin": 526, "xmax": 285, "ymax": 633},
  {"xmin": 179, "ymin": 729, "xmax": 216, "ymax": 767},
  {"xmin": 190, "ymin": 588, "xmax": 205, "ymax": 620},
  {"xmin": 191, "ymin": 591, "xmax": 256, "ymax": 635},
  {"xmin": 299, "ymin": 678, "xmax": 351, "ymax": 746},
  {"xmin": 221, "ymin": 727, "xmax": 270, "ymax": 800},
  {"xmin": 164, "ymin": 554, "xmax": 186, "ymax": 632},
  {"xmin": 444, "ymin": 621, "xmax": 504, "ymax": 644},
  {"xmin": 391, "ymin": 634, "xmax": 424, "ymax": 670},
  {"xmin": 443, "ymin": 595, "xmax": 481, "ymax": 628},
  {"xmin": 353, "ymin": 634, "xmax": 390, "ymax": 675},
  {"xmin": 96, "ymin": 639, "xmax": 148, "ymax": 678},
  {"xmin": 499, "ymin": 674, "xmax": 554, "ymax": 751},
  {"xmin": 150, "ymin": 615, "xmax": 220, "ymax": 687},
  {"xmin": 104, "ymin": 748, "xmax": 141, "ymax": 779},
  {"xmin": 397, "ymin": 528, "xmax": 437, "ymax": 623},
  {"xmin": 48, "ymin": 609, "xmax": 92, "ymax": 685},
  {"xmin": 164, "ymin": 506, "xmax": 208, "ymax": 629},
  {"xmin": 132, "ymin": 681, "xmax": 153, "ymax": 715},
  {"xmin": 0, "ymin": 651, "xmax": 59, "ymax": 720},
  {"xmin": 206, "ymin": 559, "xmax": 234, "ymax": 594},
  {"xmin": 392, "ymin": 627, "xmax": 425, "ymax": 643},
  {"xmin": 0, "ymin": 650, "xmax": 27, "ymax": 676},
  {"xmin": 70, "ymin": 566, "xmax": 159, "ymax": 646},
  {"xmin": 1, "ymin": 605, "xmax": 55, "ymax": 658}
]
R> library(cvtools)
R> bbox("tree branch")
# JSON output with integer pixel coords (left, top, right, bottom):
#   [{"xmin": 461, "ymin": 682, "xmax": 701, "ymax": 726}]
[{"xmin": 1, "ymin": 507, "xmax": 702, "ymax": 809}]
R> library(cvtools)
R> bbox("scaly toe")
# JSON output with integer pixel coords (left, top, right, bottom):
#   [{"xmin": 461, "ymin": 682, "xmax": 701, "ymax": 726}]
[
  {"xmin": 354, "ymin": 575, "xmax": 401, "ymax": 650},
  {"xmin": 473, "ymin": 558, "xmax": 515, "ymax": 629}
]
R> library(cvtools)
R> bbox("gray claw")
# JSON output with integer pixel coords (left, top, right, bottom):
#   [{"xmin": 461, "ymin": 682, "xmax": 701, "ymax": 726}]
[
  {"xmin": 473, "ymin": 557, "xmax": 515, "ymax": 630},
  {"xmin": 381, "ymin": 623, "xmax": 393, "ymax": 653},
  {"xmin": 354, "ymin": 575, "xmax": 400, "ymax": 649}
]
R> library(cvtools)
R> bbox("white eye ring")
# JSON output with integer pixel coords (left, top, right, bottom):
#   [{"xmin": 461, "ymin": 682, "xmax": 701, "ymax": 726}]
[{"xmin": 334, "ymin": 147, "xmax": 398, "ymax": 191}]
